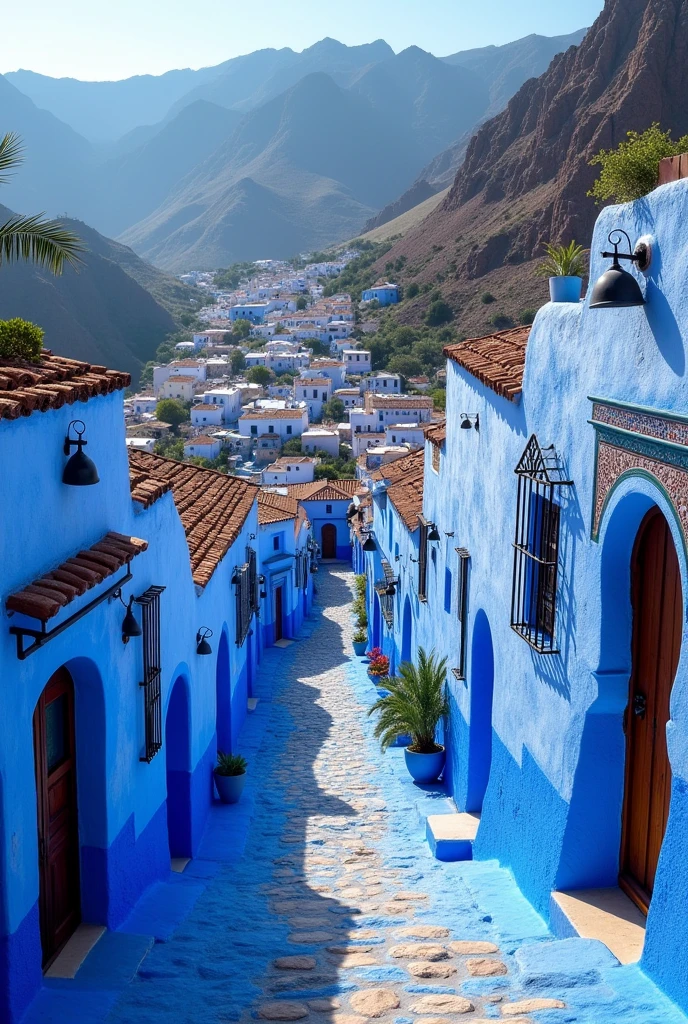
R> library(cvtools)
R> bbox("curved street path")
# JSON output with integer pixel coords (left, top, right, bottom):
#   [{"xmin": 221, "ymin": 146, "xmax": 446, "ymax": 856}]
[{"xmin": 26, "ymin": 566, "xmax": 687, "ymax": 1024}]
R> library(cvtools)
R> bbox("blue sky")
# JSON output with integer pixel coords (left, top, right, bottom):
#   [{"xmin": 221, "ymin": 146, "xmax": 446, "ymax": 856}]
[{"xmin": 2, "ymin": 0, "xmax": 605, "ymax": 80}]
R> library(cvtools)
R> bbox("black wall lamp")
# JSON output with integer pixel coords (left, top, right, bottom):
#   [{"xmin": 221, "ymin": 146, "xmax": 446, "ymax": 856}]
[
  {"xmin": 427, "ymin": 523, "xmax": 441, "ymax": 542},
  {"xmin": 460, "ymin": 413, "xmax": 479, "ymax": 431},
  {"xmin": 589, "ymin": 229, "xmax": 649, "ymax": 308},
  {"xmin": 362, "ymin": 532, "xmax": 377, "ymax": 552},
  {"xmin": 113, "ymin": 588, "xmax": 142, "ymax": 644},
  {"xmin": 63, "ymin": 420, "xmax": 100, "ymax": 486},
  {"xmin": 196, "ymin": 627, "xmax": 213, "ymax": 656}
]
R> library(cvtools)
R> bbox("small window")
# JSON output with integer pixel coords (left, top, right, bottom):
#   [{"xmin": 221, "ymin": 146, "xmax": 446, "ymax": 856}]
[
  {"xmin": 287, "ymin": 425, "xmax": 293, "ymax": 435},
  {"xmin": 268, "ymin": 425, "xmax": 274, "ymax": 433},
  {"xmin": 444, "ymin": 567, "xmax": 452, "ymax": 614},
  {"xmin": 326, "ymin": 504, "xmax": 332, "ymax": 514},
  {"xmin": 273, "ymin": 535, "xmax": 281, "ymax": 551},
  {"xmin": 251, "ymin": 425, "xmax": 257, "ymax": 435},
  {"xmin": 418, "ymin": 520, "xmax": 429, "ymax": 602}
]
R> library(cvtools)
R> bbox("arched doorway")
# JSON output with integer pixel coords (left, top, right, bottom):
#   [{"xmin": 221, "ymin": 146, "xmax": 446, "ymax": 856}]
[
  {"xmin": 215, "ymin": 631, "xmax": 232, "ymax": 753},
  {"xmin": 466, "ymin": 610, "xmax": 494, "ymax": 812},
  {"xmin": 620, "ymin": 508, "xmax": 682, "ymax": 913},
  {"xmin": 33, "ymin": 668, "xmax": 80, "ymax": 967},
  {"xmin": 165, "ymin": 677, "xmax": 192, "ymax": 858},
  {"xmin": 321, "ymin": 523, "xmax": 337, "ymax": 559},
  {"xmin": 401, "ymin": 597, "xmax": 412, "ymax": 665}
]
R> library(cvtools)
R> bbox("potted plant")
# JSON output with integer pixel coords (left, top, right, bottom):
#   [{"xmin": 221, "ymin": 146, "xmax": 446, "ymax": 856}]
[
  {"xmin": 536, "ymin": 241, "xmax": 588, "ymax": 303},
  {"xmin": 367, "ymin": 651, "xmax": 390, "ymax": 682},
  {"xmin": 352, "ymin": 628, "xmax": 368, "ymax": 656},
  {"xmin": 368, "ymin": 648, "xmax": 449, "ymax": 784},
  {"xmin": 214, "ymin": 752, "xmax": 247, "ymax": 804}
]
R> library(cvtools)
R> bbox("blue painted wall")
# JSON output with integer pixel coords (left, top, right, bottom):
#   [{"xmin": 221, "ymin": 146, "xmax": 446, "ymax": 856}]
[
  {"xmin": 0, "ymin": 390, "xmax": 260, "ymax": 1021},
  {"xmin": 257, "ymin": 515, "xmax": 313, "ymax": 651},
  {"xmin": 364, "ymin": 179, "xmax": 688, "ymax": 1013}
]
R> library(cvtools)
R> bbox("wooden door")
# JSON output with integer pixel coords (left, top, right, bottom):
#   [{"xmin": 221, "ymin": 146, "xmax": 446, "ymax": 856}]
[
  {"xmin": 33, "ymin": 668, "xmax": 81, "ymax": 967},
  {"xmin": 274, "ymin": 586, "xmax": 284, "ymax": 642},
  {"xmin": 321, "ymin": 524, "xmax": 336, "ymax": 559},
  {"xmin": 620, "ymin": 509, "xmax": 682, "ymax": 913}
]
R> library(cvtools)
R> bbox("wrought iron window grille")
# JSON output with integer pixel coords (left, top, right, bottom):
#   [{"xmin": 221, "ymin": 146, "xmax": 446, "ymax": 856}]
[
  {"xmin": 232, "ymin": 563, "xmax": 253, "ymax": 647},
  {"xmin": 510, "ymin": 435, "xmax": 572, "ymax": 654},
  {"xmin": 374, "ymin": 559, "xmax": 396, "ymax": 628},
  {"xmin": 138, "ymin": 585, "xmax": 166, "ymax": 762},
  {"xmin": 247, "ymin": 546, "xmax": 259, "ymax": 613},
  {"xmin": 417, "ymin": 517, "xmax": 430, "ymax": 602},
  {"xmin": 454, "ymin": 547, "xmax": 470, "ymax": 679}
]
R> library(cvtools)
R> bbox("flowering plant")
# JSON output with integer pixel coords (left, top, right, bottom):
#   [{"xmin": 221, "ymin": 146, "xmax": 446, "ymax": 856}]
[
  {"xmin": 368, "ymin": 654, "xmax": 390, "ymax": 678},
  {"xmin": 366, "ymin": 647, "xmax": 383, "ymax": 661}
]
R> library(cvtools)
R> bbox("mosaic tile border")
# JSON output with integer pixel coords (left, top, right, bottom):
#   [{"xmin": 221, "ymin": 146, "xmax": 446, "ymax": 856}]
[{"xmin": 591, "ymin": 400, "xmax": 688, "ymax": 548}]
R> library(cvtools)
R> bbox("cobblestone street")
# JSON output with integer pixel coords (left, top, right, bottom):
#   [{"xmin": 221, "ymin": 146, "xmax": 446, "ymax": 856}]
[{"xmin": 25, "ymin": 566, "xmax": 688, "ymax": 1024}]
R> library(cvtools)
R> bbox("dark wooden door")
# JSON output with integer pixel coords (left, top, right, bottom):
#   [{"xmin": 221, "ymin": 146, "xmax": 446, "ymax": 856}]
[
  {"xmin": 321, "ymin": 524, "xmax": 336, "ymax": 559},
  {"xmin": 33, "ymin": 668, "xmax": 81, "ymax": 967},
  {"xmin": 274, "ymin": 586, "xmax": 284, "ymax": 642},
  {"xmin": 620, "ymin": 509, "xmax": 682, "ymax": 913}
]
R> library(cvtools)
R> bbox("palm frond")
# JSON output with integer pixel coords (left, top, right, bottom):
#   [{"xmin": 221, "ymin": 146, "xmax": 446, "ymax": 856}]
[
  {"xmin": 0, "ymin": 213, "xmax": 86, "ymax": 275},
  {"xmin": 0, "ymin": 132, "xmax": 25, "ymax": 183},
  {"xmin": 368, "ymin": 647, "xmax": 449, "ymax": 752}
]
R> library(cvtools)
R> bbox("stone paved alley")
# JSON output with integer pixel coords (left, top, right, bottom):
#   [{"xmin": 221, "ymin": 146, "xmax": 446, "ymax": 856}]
[{"xmin": 24, "ymin": 567, "xmax": 688, "ymax": 1024}]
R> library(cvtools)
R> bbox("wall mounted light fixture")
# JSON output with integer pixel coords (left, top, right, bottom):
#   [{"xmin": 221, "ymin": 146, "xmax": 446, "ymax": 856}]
[
  {"xmin": 112, "ymin": 588, "xmax": 141, "ymax": 644},
  {"xmin": 362, "ymin": 533, "xmax": 377, "ymax": 552},
  {"xmin": 196, "ymin": 627, "xmax": 213, "ymax": 656},
  {"xmin": 63, "ymin": 419, "xmax": 100, "ymax": 486},
  {"xmin": 589, "ymin": 229, "xmax": 649, "ymax": 308},
  {"xmin": 460, "ymin": 414, "xmax": 479, "ymax": 431},
  {"xmin": 427, "ymin": 523, "xmax": 441, "ymax": 542}
]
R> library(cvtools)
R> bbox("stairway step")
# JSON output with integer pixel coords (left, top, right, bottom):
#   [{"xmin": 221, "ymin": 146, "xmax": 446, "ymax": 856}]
[{"xmin": 426, "ymin": 811, "xmax": 480, "ymax": 861}]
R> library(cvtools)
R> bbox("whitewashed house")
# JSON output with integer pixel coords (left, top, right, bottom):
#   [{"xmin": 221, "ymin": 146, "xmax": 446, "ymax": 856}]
[
  {"xmin": 183, "ymin": 435, "xmax": 222, "ymax": 460},
  {"xmin": 294, "ymin": 377, "xmax": 333, "ymax": 421},
  {"xmin": 360, "ymin": 372, "xmax": 401, "ymax": 393},
  {"xmin": 343, "ymin": 349, "xmax": 372, "ymax": 374},
  {"xmin": 191, "ymin": 404, "xmax": 224, "ymax": 429},
  {"xmin": 301, "ymin": 428, "xmax": 340, "ymax": 458},
  {"xmin": 238, "ymin": 408, "xmax": 308, "ymax": 442}
]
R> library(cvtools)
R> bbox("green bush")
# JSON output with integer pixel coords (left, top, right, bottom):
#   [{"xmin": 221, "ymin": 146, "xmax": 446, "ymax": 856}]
[
  {"xmin": 368, "ymin": 647, "xmax": 449, "ymax": 753},
  {"xmin": 481, "ymin": 292, "xmax": 496, "ymax": 304},
  {"xmin": 490, "ymin": 313, "xmax": 515, "ymax": 330},
  {"xmin": 519, "ymin": 309, "xmax": 537, "ymax": 326},
  {"xmin": 0, "ymin": 318, "xmax": 44, "ymax": 361},
  {"xmin": 589, "ymin": 123, "xmax": 688, "ymax": 204},
  {"xmin": 424, "ymin": 299, "xmax": 453, "ymax": 327},
  {"xmin": 406, "ymin": 282, "xmax": 420, "ymax": 299}
]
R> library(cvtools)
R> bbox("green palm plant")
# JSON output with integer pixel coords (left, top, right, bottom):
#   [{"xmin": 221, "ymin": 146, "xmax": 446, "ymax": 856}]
[
  {"xmin": 368, "ymin": 647, "xmax": 449, "ymax": 753},
  {"xmin": 0, "ymin": 132, "xmax": 85, "ymax": 275},
  {"xmin": 535, "ymin": 240, "xmax": 588, "ymax": 279}
]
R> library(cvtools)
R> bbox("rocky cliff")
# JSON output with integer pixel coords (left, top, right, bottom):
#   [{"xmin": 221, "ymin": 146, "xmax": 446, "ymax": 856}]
[{"xmin": 378, "ymin": 0, "xmax": 688, "ymax": 333}]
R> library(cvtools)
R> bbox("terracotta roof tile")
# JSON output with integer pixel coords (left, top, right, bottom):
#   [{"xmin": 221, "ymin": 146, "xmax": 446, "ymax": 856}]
[
  {"xmin": 184, "ymin": 435, "xmax": 218, "ymax": 446},
  {"xmin": 128, "ymin": 451, "xmax": 257, "ymax": 587},
  {"xmin": 425, "ymin": 420, "xmax": 446, "ymax": 446},
  {"xmin": 0, "ymin": 350, "xmax": 130, "ymax": 421},
  {"xmin": 258, "ymin": 490, "xmax": 299, "ymax": 524},
  {"xmin": 385, "ymin": 449, "xmax": 425, "ymax": 531},
  {"xmin": 6, "ymin": 531, "xmax": 147, "ymax": 622},
  {"xmin": 283, "ymin": 479, "xmax": 358, "ymax": 500},
  {"xmin": 163, "ymin": 375, "xmax": 197, "ymax": 383},
  {"xmin": 443, "ymin": 326, "xmax": 531, "ymax": 401}
]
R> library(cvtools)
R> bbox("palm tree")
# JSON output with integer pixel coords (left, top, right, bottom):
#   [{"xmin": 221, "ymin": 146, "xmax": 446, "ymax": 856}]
[
  {"xmin": 368, "ymin": 647, "xmax": 449, "ymax": 753},
  {"xmin": 0, "ymin": 132, "xmax": 85, "ymax": 274}
]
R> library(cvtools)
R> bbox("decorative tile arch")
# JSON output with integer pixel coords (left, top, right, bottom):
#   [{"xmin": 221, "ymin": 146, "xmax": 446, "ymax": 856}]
[{"xmin": 590, "ymin": 398, "xmax": 688, "ymax": 558}]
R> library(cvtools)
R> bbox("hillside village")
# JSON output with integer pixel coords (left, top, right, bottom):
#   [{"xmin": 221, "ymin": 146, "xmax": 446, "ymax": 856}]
[
  {"xmin": 126, "ymin": 256, "xmax": 434, "ymax": 486},
  {"xmin": 7, "ymin": 4, "xmax": 688, "ymax": 1024}
]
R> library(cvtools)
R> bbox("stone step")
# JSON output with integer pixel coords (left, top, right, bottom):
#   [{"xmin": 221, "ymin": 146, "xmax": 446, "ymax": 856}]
[
  {"xmin": 426, "ymin": 811, "xmax": 481, "ymax": 861},
  {"xmin": 550, "ymin": 887, "xmax": 646, "ymax": 965}
]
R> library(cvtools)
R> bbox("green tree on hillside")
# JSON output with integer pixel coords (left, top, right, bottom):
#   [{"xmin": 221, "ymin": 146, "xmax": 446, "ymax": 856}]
[
  {"xmin": 0, "ymin": 132, "xmax": 84, "ymax": 274},
  {"xmin": 230, "ymin": 349, "xmax": 246, "ymax": 374},
  {"xmin": 589, "ymin": 123, "xmax": 688, "ymax": 204},
  {"xmin": 231, "ymin": 318, "xmax": 252, "ymax": 340},
  {"xmin": 156, "ymin": 398, "xmax": 188, "ymax": 433},
  {"xmin": 246, "ymin": 365, "xmax": 272, "ymax": 386},
  {"xmin": 424, "ymin": 299, "xmax": 453, "ymax": 327},
  {"xmin": 321, "ymin": 397, "xmax": 345, "ymax": 422},
  {"xmin": 296, "ymin": 296, "xmax": 308, "ymax": 311}
]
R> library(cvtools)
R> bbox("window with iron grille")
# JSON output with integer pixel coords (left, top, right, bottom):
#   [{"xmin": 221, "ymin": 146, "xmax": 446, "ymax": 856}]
[
  {"xmin": 295, "ymin": 550, "xmax": 309, "ymax": 590},
  {"xmin": 452, "ymin": 548, "xmax": 470, "ymax": 680},
  {"xmin": 510, "ymin": 435, "xmax": 572, "ymax": 654},
  {"xmin": 138, "ymin": 585, "xmax": 165, "ymax": 762},
  {"xmin": 233, "ymin": 563, "xmax": 253, "ymax": 647},
  {"xmin": 418, "ymin": 519, "xmax": 429, "ymax": 602},
  {"xmin": 247, "ymin": 546, "xmax": 259, "ymax": 612},
  {"xmin": 374, "ymin": 560, "xmax": 395, "ymax": 628}
]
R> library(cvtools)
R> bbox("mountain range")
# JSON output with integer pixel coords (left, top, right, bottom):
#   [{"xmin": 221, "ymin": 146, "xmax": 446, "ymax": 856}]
[
  {"xmin": 2, "ymin": 31, "xmax": 588, "ymax": 270},
  {"xmin": 373, "ymin": 0, "xmax": 688, "ymax": 336}
]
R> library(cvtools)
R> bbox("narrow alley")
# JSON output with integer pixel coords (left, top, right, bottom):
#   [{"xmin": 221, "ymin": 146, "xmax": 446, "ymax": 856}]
[{"xmin": 24, "ymin": 567, "xmax": 687, "ymax": 1024}]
